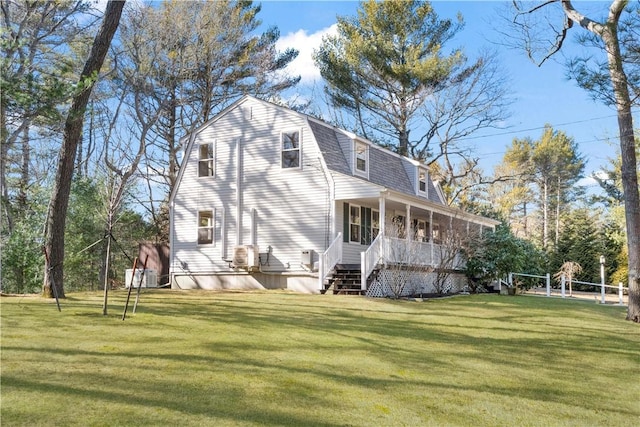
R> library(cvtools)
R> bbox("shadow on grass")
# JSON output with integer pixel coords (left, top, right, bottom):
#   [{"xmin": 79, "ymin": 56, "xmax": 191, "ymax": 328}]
[{"xmin": 3, "ymin": 291, "xmax": 639, "ymax": 425}]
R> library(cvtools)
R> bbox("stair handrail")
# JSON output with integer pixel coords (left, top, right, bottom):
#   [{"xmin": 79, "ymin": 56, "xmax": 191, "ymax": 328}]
[
  {"xmin": 319, "ymin": 232, "xmax": 342, "ymax": 290},
  {"xmin": 361, "ymin": 233, "xmax": 384, "ymax": 290}
]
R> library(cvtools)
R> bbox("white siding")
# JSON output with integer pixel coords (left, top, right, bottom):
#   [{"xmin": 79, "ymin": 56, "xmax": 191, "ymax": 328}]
[
  {"xmin": 402, "ymin": 159, "xmax": 417, "ymax": 195},
  {"xmin": 171, "ymin": 98, "xmax": 331, "ymax": 277},
  {"xmin": 332, "ymin": 173, "xmax": 383, "ymax": 200}
]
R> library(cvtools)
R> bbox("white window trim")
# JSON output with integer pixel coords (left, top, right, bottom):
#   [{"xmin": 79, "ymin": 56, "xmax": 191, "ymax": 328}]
[
  {"xmin": 349, "ymin": 203, "xmax": 362, "ymax": 243},
  {"xmin": 417, "ymin": 168, "xmax": 428, "ymax": 196},
  {"xmin": 354, "ymin": 140, "xmax": 369, "ymax": 178},
  {"xmin": 197, "ymin": 209, "xmax": 215, "ymax": 246},
  {"xmin": 372, "ymin": 209, "xmax": 380, "ymax": 240},
  {"xmin": 432, "ymin": 223, "xmax": 441, "ymax": 244},
  {"xmin": 198, "ymin": 141, "xmax": 216, "ymax": 178},
  {"xmin": 280, "ymin": 129, "xmax": 302, "ymax": 170},
  {"xmin": 415, "ymin": 219, "xmax": 428, "ymax": 242}
]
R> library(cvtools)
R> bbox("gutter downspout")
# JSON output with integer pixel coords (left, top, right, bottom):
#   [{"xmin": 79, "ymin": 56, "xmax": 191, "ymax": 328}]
[{"xmin": 236, "ymin": 138, "xmax": 242, "ymax": 246}]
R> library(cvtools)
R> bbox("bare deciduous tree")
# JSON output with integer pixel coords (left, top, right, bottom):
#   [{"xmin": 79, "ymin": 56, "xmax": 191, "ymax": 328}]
[
  {"xmin": 506, "ymin": 0, "xmax": 639, "ymax": 322},
  {"xmin": 554, "ymin": 261, "xmax": 583, "ymax": 297}
]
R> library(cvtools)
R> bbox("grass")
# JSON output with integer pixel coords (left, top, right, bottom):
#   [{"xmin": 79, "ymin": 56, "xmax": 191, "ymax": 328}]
[{"xmin": 1, "ymin": 290, "xmax": 639, "ymax": 426}]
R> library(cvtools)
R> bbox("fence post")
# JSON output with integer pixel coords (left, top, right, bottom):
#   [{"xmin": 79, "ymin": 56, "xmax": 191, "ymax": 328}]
[
  {"xmin": 546, "ymin": 273, "xmax": 550, "ymax": 297},
  {"xmin": 619, "ymin": 282, "xmax": 623, "ymax": 306},
  {"xmin": 561, "ymin": 274, "xmax": 565, "ymax": 298},
  {"xmin": 600, "ymin": 256, "xmax": 606, "ymax": 304}
]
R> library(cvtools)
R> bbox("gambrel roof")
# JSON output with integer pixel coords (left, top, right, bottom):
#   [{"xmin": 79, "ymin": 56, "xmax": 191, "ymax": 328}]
[
  {"xmin": 173, "ymin": 95, "xmax": 449, "ymax": 207},
  {"xmin": 307, "ymin": 116, "xmax": 445, "ymax": 205}
]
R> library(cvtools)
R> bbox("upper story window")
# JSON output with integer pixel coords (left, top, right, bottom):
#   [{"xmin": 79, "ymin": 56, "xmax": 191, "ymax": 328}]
[
  {"xmin": 197, "ymin": 210, "xmax": 214, "ymax": 245},
  {"xmin": 198, "ymin": 143, "xmax": 215, "ymax": 177},
  {"xmin": 355, "ymin": 141, "xmax": 368, "ymax": 175},
  {"xmin": 418, "ymin": 169, "xmax": 427, "ymax": 194},
  {"xmin": 281, "ymin": 131, "xmax": 300, "ymax": 168}
]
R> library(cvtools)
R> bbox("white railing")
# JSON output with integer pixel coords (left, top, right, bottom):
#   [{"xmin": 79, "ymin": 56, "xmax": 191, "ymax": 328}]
[
  {"xmin": 319, "ymin": 232, "xmax": 342, "ymax": 290},
  {"xmin": 509, "ymin": 272, "xmax": 550, "ymax": 295},
  {"xmin": 509, "ymin": 272, "xmax": 628, "ymax": 305},
  {"xmin": 361, "ymin": 233, "xmax": 384, "ymax": 290},
  {"xmin": 383, "ymin": 237, "xmax": 435, "ymax": 267},
  {"xmin": 567, "ymin": 278, "xmax": 628, "ymax": 305},
  {"xmin": 359, "ymin": 237, "xmax": 470, "ymax": 291}
]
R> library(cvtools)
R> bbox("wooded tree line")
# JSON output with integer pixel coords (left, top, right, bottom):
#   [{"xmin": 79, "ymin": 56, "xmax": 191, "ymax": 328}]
[
  {"xmin": 1, "ymin": 1, "xmax": 637, "ymax": 320},
  {"xmin": 1, "ymin": 0, "xmax": 298, "ymax": 294}
]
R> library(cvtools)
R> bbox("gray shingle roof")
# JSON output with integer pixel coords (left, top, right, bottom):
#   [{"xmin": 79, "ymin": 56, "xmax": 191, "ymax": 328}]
[
  {"xmin": 308, "ymin": 117, "xmax": 444, "ymax": 205},
  {"xmin": 307, "ymin": 120, "xmax": 351, "ymax": 175}
]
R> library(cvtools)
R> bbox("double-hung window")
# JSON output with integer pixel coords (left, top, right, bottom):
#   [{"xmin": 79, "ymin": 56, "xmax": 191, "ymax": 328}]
[
  {"xmin": 197, "ymin": 210, "xmax": 214, "ymax": 245},
  {"xmin": 349, "ymin": 204, "xmax": 361, "ymax": 243},
  {"xmin": 281, "ymin": 131, "xmax": 300, "ymax": 168},
  {"xmin": 344, "ymin": 203, "xmax": 379, "ymax": 244},
  {"xmin": 355, "ymin": 141, "xmax": 369, "ymax": 174},
  {"xmin": 415, "ymin": 219, "xmax": 428, "ymax": 242},
  {"xmin": 355, "ymin": 141, "xmax": 368, "ymax": 175},
  {"xmin": 198, "ymin": 143, "xmax": 215, "ymax": 177},
  {"xmin": 418, "ymin": 169, "xmax": 427, "ymax": 194},
  {"xmin": 371, "ymin": 210, "xmax": 380, "ymax": 240},
  {"xmin": 432, "ymin": 224, "xmax": 441, "ymax": 244}
]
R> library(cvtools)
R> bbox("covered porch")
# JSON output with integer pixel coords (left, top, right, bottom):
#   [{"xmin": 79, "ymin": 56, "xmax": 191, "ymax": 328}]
[{"xmin": 319, "ymin": 190, "xmax": 497, "ymax": 294}]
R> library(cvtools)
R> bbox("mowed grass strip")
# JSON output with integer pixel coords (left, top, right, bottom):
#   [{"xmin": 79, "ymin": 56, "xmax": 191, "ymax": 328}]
[{"xmin": 1, "ymin": 291, "xmax": 638, "ymax": 426}]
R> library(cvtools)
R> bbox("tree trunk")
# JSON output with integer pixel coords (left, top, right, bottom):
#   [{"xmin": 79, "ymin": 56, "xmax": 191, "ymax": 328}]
[
  {"xmin": 42, "ymin": 0, "xmax": 125, "ymax": 299},
  {"xmin": 17, "ymin": 126, "xmax": 30, "ymax": 212},
  {"xmin": 601, "ymin": 26, "xmax": 640, "ymax": 322},
  {"xmin": 542, "ymin": 178, "xmax": 548, "ymax": 250},
  {"xmin": 102, "ymin": 229, "xmax": 112, "ymax": 315},
  {"xmin": 555, "ymin": 177, "xmax": 561, "ymax": 247},
  {"xmin": 167, "ymin": 86, "xmax": 178, "ymax": 190},
  {"xmin": 1, "ymin": 98, "xmax": 13, "ymax": 236}
]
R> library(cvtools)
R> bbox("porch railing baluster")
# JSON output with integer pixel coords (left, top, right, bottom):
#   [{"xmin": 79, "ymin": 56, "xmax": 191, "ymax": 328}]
[{"xmin": 319, "ymin": 232, "xmax": 342, "ymax": 290}]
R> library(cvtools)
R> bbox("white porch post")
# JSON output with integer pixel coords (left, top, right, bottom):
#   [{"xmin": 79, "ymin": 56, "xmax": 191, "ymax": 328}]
[
  {"xmin": 405, "ymin": 204, "xmax": 411, "ymax": 241},
  {"xmin": 379, "ymin": 192, "xmax": 386, "ymax": 237},
  {"xmin": 429, "ymin": 210, "xmax": 434, "ymax": 264}
]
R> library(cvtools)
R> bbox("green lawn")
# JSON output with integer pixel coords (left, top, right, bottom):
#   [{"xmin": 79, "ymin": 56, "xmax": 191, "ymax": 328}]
[{"xmin": 1, "ymin": 290, "xmax": 638, "ymax": 426}]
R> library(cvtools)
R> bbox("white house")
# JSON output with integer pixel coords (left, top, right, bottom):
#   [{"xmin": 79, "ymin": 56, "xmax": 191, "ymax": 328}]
[{"xmin": 169, "ymin": 96, "xmax": 498, "ymax": 295}]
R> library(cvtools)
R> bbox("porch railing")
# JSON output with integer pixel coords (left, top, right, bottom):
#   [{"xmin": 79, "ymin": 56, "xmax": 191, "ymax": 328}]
[
  {"xmin": 319, "ymin": 232, "xmax": 342, "ymax": 290},
  {"xmin": 383, "ymin": 236, "xmax": 435, "ymax": 267},
  {"xmin": 361, "ymin": 233, "xmax": 384, "ymax": 290}
]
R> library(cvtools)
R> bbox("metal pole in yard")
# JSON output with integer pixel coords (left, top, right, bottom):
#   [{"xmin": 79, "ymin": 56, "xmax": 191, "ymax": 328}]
[
  {"xmin": 561, "ymin": 274, "xmax": 565, "ymax": 298},
  {"xmin": 122, "ymin": 257, "xmax": 139, "ymax": 321},
  {"xmin": 600, "ymin": 256, "xmax": 606, "ymax": 304},
  {"xmin": 133, "ymin": 254, "xmax": 149, "ymax": 314}
]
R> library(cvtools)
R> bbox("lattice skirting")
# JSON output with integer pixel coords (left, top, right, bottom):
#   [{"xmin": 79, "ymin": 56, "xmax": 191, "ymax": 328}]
[{"xmin": 365, "ymin": 270, "xmax": 467, "ymax": 298}]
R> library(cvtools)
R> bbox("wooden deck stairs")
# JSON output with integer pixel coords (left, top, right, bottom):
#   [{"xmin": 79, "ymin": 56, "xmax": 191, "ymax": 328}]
[{"xmin": 322, "ymin": 264, "xmax": 380, "ymax": 295}]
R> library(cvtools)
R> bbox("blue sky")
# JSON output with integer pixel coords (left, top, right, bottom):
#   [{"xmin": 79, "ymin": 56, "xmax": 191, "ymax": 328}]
[{"xmin": 257, "ymin": 0, "xmax": 635, "ymax": 187}]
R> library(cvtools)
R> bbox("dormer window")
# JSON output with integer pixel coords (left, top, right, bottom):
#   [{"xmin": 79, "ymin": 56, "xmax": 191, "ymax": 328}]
[
  {"xmin": 281, "ymin": 131, "xmax": 300, "ymax": 169},
  {"xmin": 355, "ymin": 141, "xmax": 368, "ymax": 176},
  {"xmin": 418, "ymin": 168, "xmax": 427, "ymax": 195}
]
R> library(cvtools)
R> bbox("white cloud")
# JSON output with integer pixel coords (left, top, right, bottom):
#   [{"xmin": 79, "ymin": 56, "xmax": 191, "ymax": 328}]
[
  {"xmin": 576, "ymin": 176, "xmax": 598, "ymax": 187},
  {"xmin": 276, "ymin": 24, "xmax": 337, "ymax": 85}
]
